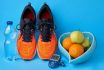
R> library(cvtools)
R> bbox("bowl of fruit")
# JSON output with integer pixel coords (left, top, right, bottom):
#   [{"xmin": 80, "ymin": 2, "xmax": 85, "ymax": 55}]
[{"xmin": 58, "ymin": 31, "xmax": 96, "ymax": 64}]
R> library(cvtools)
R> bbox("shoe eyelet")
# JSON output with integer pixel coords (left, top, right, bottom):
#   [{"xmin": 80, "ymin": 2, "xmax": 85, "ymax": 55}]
[
  {"xmin": 31, "ymin": 29, "xmax": 34, "ymax": 32},
  {"xmin": 22, "ymin": 29, "xmax": 24, "ymax": 31},
  {"xmin": 40, "ymin": 28, "xmax": 42, "ymax": 31},
  {"xmin": 50, "ymin": 28, "xmax": 53, "ymax": 31}
]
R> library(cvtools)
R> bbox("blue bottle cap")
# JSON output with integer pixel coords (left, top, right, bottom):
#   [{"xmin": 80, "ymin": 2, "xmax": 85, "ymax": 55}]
[{"xmin": 7, "ymin": 21, "xmax": 13, "ymax": 25}]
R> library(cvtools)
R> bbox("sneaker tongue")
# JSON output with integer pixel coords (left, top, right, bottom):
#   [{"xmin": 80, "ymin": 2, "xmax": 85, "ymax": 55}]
[{"xmin": 24, "ymin": 18, "xmax": 31, "ymax": 24}]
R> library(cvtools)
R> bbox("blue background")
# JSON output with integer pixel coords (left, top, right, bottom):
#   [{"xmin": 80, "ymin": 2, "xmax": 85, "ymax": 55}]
[{"xmin": 0, "ymin": 0, "xmax": 104, "ymax": 70}]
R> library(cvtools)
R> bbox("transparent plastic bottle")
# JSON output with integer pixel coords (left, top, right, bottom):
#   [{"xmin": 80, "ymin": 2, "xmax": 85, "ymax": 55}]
[{"xmin": 4, "ymin": 21, "xmax": 19, "ymax": 61}]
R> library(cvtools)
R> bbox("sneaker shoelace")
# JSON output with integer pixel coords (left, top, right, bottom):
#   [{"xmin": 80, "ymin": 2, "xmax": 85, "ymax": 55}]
[
  {"xmin": 17, "ymin": 19, "xmax": 35, "ymax": 42},
  {"xmin": 39, "ymin": 20, "xmax": 53, "ymax": 42}
]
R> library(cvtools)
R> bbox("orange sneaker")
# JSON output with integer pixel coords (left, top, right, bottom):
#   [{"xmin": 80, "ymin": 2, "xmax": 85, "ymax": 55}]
[
  {"xmin": 37, "ymin": 3, "xmax": 58, "ymax": 60},
  {"xmin": 17, "ymin": 3, "xmax": 36, "ymax": 60}
]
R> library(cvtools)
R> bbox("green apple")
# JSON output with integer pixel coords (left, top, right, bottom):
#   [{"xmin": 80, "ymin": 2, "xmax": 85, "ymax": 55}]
[
  {"xmin": 70, "ymin": 31, "xmax": 84, "ymax": 43},
  {"xmin": 82, "ymin": 38, "xmax": 91, "ymax": 48}
]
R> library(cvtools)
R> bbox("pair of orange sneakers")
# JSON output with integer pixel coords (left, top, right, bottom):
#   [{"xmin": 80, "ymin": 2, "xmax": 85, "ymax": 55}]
[{"xmin": 17, "ymin": 3, "xmax": 57, "ymax": 60}]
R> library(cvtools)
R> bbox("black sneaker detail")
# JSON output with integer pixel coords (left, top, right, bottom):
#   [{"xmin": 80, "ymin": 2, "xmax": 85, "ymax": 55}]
[
  {"xmin": 21, "ymin": 18, "xmax": 35, "ymax": 42},
  {"xmin": 20, "ymin": 3, "xmax": 36, "ymax": 33},
  {"xmin": 18, "ymin": 3, "xmax": 36, "ymax": 42},
  {"xmin": 38, "ymin": 19, "xmax": 54, "ymax": 42},
  {"xmin": 38, "ymin": 3, "xmax": 54, "ymax": 42}
]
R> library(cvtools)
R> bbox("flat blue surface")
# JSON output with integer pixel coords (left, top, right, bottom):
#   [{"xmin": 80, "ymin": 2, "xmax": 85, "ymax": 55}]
[{"xmin": 0, "ymin": 0, "xmax": 104, "ymax": 70}]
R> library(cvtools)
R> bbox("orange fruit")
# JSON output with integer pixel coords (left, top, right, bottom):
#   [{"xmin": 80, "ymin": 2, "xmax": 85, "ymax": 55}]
[
  {"xmin": 69, "ymin": 44, "xmax": 84, "ymax": 58},
  {"xmin": 62, "ymin": 37, "xmax": 72, "ymax": 51}
]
